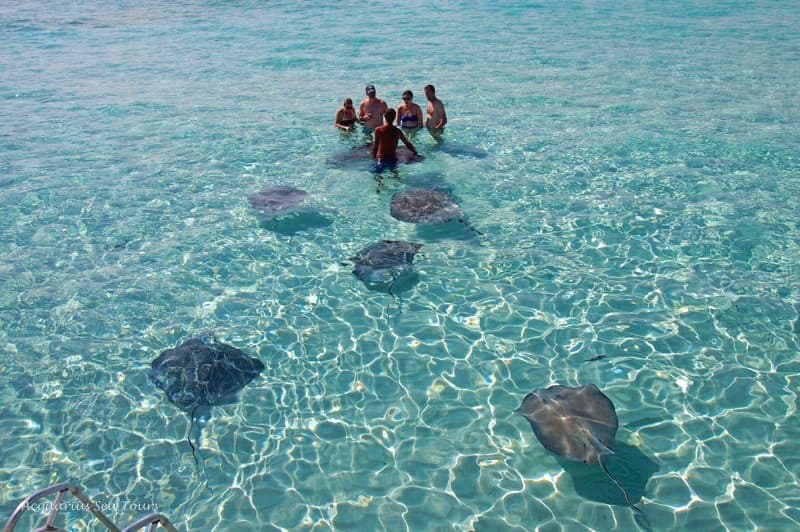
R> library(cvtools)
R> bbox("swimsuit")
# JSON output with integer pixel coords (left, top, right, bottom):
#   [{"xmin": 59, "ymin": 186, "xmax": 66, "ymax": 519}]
[
  {"xmin": 373, "ymin": 124, "xmax": 415, "ymax": 173},
  {"xmin": 399, "ymin": 112, "xmax": 419, "ymax": 128},
  {"xmin": 374, "ymin": 158, "xmax": 398, "ymax": 174},
  {"xmin": 339, "ymin": 110, "xmax": 356, "ymax": 128}
]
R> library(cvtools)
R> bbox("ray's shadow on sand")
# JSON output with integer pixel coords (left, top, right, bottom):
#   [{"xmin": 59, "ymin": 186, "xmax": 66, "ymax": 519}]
[{"xmin": 558, "ymin": 441, "xmax": 659, "ymax": 507}]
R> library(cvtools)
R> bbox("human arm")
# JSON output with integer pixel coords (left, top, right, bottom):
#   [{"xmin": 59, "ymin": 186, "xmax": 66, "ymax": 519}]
[
  {"xmin": 399, "ymin": 130, "xmax": 417, "ymax": 155},
  {"xmin": 435, "ymin": 102, "xmax": 447, "ymax": 129}
]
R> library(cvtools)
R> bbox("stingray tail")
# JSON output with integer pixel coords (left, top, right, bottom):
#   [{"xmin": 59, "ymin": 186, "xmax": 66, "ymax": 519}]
[
  {"xmin": 187, "ymin": 406, "xmax": 201, "ymax": 472},
  {"xmin": 187, "ymin": 406, "xmax": 213, "ymax": 494},
  {"xmin": 459, "ymin": 218, "xmax": 484, "ymax": 236},
  {"xmin": 590, "ymin": 433, "xmax": 615, "ymax": 456},
  {"xmin": 598, "ymin": 454, "xmax": 641, "ymax": 514},
  {"xmin": 387, "ymin": 282, "xmax": 404, "ymax": 315}
]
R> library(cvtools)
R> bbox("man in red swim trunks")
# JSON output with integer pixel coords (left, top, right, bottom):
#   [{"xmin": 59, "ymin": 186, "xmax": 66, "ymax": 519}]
[{"xmin": 371, "ymin": 108, "xmax": 418, "ymax": 174}]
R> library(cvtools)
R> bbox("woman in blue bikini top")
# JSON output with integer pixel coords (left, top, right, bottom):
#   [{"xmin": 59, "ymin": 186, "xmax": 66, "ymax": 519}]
[{"xmin": 396, "ymin": 90, "xmax": 423, "ymax": 130}]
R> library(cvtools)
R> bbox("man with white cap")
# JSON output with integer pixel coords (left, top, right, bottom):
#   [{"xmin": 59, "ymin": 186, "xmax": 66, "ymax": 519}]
[{"xmin": 359, "ymin": 84, "xmax": 388, "ymax": 134}]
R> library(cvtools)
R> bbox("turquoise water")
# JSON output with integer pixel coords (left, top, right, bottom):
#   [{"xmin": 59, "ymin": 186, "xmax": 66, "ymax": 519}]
[{"xmin": 2, "ymin": 1, "xmax": 799, "ymax": 530}]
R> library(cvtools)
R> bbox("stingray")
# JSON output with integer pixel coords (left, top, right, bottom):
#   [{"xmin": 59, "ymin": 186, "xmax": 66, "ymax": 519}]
[
  {"xmin": 326, "ymin": 144, "xmax": 420, "ymax": 170},
  {"xmin": 516, "ymin": 384, "xmax": 641, "ymax": 512},
  {"xmin": 249, "ymin": 185, "xmax": 333, "ymax": 235},
  {"xmin": 390, "ymin": 187, "xmax": 482, "ymax": 235},
  {"xmin": 149, "ymin": 336, "xmax": 264, "ymax": 477},
  {"xmin": 349, "ymin": 240, "xmax": 422, "ymax": 295},
  {"xmin": 248, "ymin": 185, "xmax": 309, "ymax": 220},
  {"xmin": 390, "ymin": 188, "xmax": 460, "ymax": 224}
]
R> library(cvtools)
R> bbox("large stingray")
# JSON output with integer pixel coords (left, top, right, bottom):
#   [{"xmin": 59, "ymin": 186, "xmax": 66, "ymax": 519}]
[
  {"xmin": 248, "ymin": 185, "xmax": 333, "ymax": 234},
  {"xmin": 248, "ymin": 185, "xmax": 309, "ymax": 220},
  {"xmin": 349, "ymin": 240, "xmax": 422, "ymax": 295},
  {"xmin": 149, "ymin": 336, "xmax": 264, "ymax": 475},
  {"xmin": 516, "ymin": 384, "xmax": 641, "ymax": 512},
  {"xmin": 390, "ymin": 187, "xmax": 460, "ymax": 223},
  {"xmin": 390, "ymin": 187, "xmax": 482, "ymax": 235},
  {"xmin": 326, "ymin": 144, "xmax": 419, "ymax": 170}
]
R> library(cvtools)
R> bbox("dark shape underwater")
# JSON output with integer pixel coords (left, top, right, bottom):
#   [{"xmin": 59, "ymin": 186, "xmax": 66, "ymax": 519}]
[
  {"xmin": 349, "ymin": 240, "xmax": 422, "ymax": 294},
  {"xmin": 390, "ymin": 187, "xmax": 463, "ymax": 224},
  {"xmin": 326, "ymin": 144, "xmax": 420, "ymax": 170},
  {"xmin": 248, "ymin": 185, "xmax": 332, "ymax": 234},
  {"xmin": 390, "ymin": 187, "xmax": 482, "ymax": 236},
  {"xmin": 149, "ymin": 336, "xmax": 264, "ymax": 475},
  {"xmin": 516, "ymin": 384, "xmax": 642, "ymax": 512},
  {"xmin": 248, "ymin": 185, "xmax": 309, "ymax": 219}
]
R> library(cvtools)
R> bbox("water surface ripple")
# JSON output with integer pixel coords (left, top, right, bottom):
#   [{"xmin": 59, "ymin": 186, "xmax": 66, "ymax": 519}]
[{"xmin": 1, "ymin": 1, "xmax": 799, "ymax": 530}]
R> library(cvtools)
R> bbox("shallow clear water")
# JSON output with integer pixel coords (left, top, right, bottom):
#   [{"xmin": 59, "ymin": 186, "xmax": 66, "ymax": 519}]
[{"xmin": 2, "ymin": 1, "xmax": 799, "ymax": 530}]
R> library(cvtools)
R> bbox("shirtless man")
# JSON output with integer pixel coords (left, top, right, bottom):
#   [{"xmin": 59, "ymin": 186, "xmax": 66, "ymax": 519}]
[
  {"xmin": 359, "ymin": 84, "xmax": 389, "ymax": 134},
  {"xmin": 371, "ymin": 108, "xmax": 418, "ymax": 174},
  {"xmin": 424, "ymin": 84, "xmax": 447, "ymax": 140}
]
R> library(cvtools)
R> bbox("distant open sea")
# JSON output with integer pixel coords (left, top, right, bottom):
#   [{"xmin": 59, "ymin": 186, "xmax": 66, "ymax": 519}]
[{"xmin": 2, "ymin": 1, "xmax": 799, "ymax": 530}]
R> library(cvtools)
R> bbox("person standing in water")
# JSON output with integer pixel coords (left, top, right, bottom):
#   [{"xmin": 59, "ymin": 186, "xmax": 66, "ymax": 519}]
[
  {"xmin": 396, "ymin": 89, "xmax": 424, "ymax": 137},
  {"xmin": 335, "ymin": 98, "xmax": 358, "ymax": 131},
  {"xmin": 424, "ymin": 84, "xmax": 447, "ymax": 140},
  {"xmin": 359, "ymin": 84, "xmax": 389, "ymax": 135},
  {"xmin": 371, "ymin": 108, "xmax": 418, "ymax": 174}
]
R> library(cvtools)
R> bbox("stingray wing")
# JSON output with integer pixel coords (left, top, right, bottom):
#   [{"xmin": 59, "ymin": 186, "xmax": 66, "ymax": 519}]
[
  {"xmin": 389, "ymin": 191, "xmax": 420, "ymax": 222},
  {"xmin": 561, "ymin": 384, "xmax": 619, "ymax": 451},
  {"xmin": 203, "ymin": 343, "xmax": 265, "ymax": 404}
]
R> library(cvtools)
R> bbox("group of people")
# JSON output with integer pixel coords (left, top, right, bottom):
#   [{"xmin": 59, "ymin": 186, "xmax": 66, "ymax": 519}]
[{"xmin": 335, "ymin": 84, "xmax": 448, "ymax": 173}]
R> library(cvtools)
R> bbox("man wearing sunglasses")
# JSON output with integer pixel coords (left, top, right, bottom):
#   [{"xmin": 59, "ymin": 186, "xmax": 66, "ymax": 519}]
[{"xmin": 359, "ymin": 84, "xmax": 389, "ymax": 135}]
